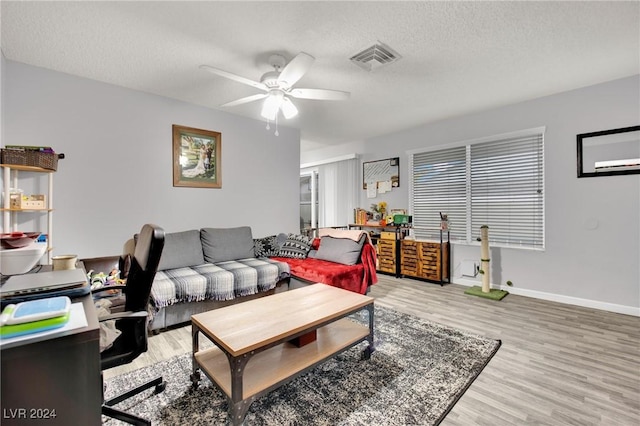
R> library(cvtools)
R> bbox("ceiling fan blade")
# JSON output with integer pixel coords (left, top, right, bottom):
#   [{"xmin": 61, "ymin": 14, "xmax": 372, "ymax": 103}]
[
  {"xmin": 289, "ymin": 88, "xmax": 351, "ymax": 101},
  {"xmin": 200, "ymin": 65, "xmax": 267, "ymax": 91},
  {"xmin": 221, "ymin": 93, "xmax": 269, "ymax": 107},
  {"xmin": 277, "ymin": 52, "xmax": 315, "ymax": 88}
]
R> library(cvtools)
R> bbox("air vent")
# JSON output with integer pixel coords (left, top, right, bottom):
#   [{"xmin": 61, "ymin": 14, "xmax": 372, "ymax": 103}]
[{"xmin": 350, "ymin": 41, "xmax": 401, "ymax": 71}]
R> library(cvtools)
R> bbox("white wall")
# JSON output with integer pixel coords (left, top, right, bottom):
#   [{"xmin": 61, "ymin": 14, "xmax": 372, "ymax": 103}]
[
  {"xmin": 2, "ymin": 61, "xmax": 301, "ymax": 257},
  {"xmin": 304, "ymin": 76, "xmax": 640, "ymax": 315}
]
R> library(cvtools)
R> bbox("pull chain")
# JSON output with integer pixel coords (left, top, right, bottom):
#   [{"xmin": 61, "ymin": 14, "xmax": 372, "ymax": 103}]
[{"xmin": 264, "ymin": 114, "xmax": 279, "ymax": 136}]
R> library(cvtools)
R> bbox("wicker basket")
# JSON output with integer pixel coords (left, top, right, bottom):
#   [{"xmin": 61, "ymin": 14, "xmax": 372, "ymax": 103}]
[{"xmin": 1, "ymin": 148, "xmax": 58, "ymax": 171}]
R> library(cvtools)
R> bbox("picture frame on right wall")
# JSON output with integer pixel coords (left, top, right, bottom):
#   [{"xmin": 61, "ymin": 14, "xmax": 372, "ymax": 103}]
[{"xmin": 577, "ymin": 125, "xmax": 640, "ymax": 178}]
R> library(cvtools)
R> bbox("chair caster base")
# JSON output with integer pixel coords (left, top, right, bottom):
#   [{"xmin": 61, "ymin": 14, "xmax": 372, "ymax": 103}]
[{"xmin": 154, "ymin": 381, "xmax": 166, "ymax": 394}]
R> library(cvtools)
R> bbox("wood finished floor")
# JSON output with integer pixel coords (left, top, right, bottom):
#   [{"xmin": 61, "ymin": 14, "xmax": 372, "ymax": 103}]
[{"xmin": 105, "ymin": 275, "xmax": 640, "ymax": 425}]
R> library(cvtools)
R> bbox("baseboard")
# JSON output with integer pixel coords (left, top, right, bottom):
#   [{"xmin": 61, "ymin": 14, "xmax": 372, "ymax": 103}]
[{"xmin": 454, "ymin": 278, "xmax": 640, "ymax": 317}]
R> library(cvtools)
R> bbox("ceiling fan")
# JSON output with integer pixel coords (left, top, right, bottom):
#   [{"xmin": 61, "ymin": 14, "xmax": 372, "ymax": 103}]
[{"xmin": 200, "ymin": 52, "xmax": 350, "ymax": 121}]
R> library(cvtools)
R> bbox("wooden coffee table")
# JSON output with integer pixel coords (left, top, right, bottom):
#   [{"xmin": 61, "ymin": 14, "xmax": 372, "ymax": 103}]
[{"xmin": 190, "ymin": 283, "xmax": 375, "ymax": 425}]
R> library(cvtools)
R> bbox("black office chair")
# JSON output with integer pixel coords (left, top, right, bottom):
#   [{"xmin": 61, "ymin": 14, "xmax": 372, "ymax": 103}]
[{"xmin": 94, "ymin": 224, "xmax": 166, "ymax": 426}]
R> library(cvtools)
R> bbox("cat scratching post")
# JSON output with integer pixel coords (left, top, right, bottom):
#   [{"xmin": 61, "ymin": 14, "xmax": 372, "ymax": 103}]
[
  {"xmin": 480, "ymin": 225, "xmax": 490, "ymax": 293},
  {"xmin": 465, "ymin": 225, "xmax": 507, "ymax": 300}
]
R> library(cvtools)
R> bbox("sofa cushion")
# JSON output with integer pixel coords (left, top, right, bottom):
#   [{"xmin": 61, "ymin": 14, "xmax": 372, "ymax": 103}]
[
  {"xmin": 254, "ymin": 235, "xmax": 281, "ymax": 257},
  {"xmin": 278, "ymin": 233, "xmax": 312, "ymax": 259},
  {"xmin": 201, "ymin": 226, "xmax": 255, "ymax": 263},
  {"xmin": 157, "ymin": 230, "xmax": 205, "ymax": 271},
  {"xmin": 315, "ymin": 234, "xmax": 366, "ymax": 266}
]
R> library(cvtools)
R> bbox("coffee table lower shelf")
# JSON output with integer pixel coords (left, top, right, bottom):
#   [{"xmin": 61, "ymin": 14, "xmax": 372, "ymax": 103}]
[{"xmin": 194, "ymin": 318, "xmax": 370, "ymax": 400}]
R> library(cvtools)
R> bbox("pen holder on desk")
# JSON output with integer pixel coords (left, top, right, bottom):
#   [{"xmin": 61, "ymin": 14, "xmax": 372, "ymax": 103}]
[{"xmin": 52, "ymin": 255, "xmax": 78, "ymax": 271}]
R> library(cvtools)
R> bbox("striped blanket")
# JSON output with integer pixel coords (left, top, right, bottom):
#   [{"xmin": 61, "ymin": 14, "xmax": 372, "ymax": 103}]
[{"xmin": 150, "ymin": 258, "xmax": 290, "ymax": 309}]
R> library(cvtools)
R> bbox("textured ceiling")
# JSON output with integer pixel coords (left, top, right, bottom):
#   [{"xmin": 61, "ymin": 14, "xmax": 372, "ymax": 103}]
[{"xmin": 2, "ymin": 1, "xmax": 639, "ymax": 152}]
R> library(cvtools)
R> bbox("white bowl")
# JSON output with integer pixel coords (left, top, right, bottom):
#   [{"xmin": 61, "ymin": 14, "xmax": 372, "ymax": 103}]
[{"xmin": 0, "ymin": 242, "xmax": 47, "ymax": 275}]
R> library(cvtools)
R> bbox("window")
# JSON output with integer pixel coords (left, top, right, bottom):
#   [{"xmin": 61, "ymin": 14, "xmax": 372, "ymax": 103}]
[
  {"xmin": 409, "ymin": 128, "xmax": 545, "ymax": 250},
  {"xmin": 410, "ymin": 146, "xmax": 467, "ymax": 240}
]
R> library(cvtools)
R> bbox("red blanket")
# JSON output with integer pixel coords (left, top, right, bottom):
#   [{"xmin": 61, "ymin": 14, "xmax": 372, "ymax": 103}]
[{"xmin": 271, "ymin": 243, "xmax": 377, "ymax": 295}]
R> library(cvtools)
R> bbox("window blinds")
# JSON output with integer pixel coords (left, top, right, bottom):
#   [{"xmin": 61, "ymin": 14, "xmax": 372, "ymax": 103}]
[
  {"xmin": 410, "ymin": 129, "xmax": 544, "ymax": 249},
  {"xmin": 470, "ymin": 134, "xmax": 544, "ymax": 248},
  {"xmin": 410, "ymin": 146, "xmax": 467, "ymax": 241}
]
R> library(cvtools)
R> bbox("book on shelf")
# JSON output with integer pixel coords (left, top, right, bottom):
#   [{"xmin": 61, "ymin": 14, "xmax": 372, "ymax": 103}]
[{"xmin": 353, "ymin": 208, "xmax": 368, "ymax": 225}]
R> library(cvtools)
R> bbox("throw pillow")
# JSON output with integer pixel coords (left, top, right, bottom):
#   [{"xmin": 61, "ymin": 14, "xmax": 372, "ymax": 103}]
[
  {"xmin": 157, "ymin": 230, "xmax": 205, "ymax": 271},
  {"xmin": 201, "ymin": 226, "xmax": 255, "ymax": 263},
  {"xmin": 315, "ymin": 234, "xmax": 366, "ymax": 265},
  {"xmin": 278, "ymin": 233, "xmax": 312, "ymax": 259},
  {"xmin": 254, "ymin": 235, "xmax": 281, "ymax": 257}
]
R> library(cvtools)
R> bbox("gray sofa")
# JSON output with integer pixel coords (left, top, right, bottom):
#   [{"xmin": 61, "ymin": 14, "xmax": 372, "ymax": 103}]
[
  {"xmin": 146, "ymin": 226, "xmax": 292, "ymax": 331},
  {"xmin": 84, "ymin": 226, "xmax": 370, "ymax": 333}
]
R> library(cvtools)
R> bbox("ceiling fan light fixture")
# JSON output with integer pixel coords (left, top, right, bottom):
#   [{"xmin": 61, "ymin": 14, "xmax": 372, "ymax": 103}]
[
  {"xmin": 281, "ymin": 97, "xmax": 298, "ymax": 119},
  {"xmin": 260, "ymin": 103, "xmax": 277, "ymax": 120},
  {"xmin": 261, "ymin": 92, "xmax": 283, "ymax": 120}
]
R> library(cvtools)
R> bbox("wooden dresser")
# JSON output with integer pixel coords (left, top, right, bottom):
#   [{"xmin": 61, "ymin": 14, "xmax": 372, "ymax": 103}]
[
  {"xmin": 347, "ymin": 224, "xmax": 408, "ymax": 277},
  {"xmin": 347, "ymin": 225, "xmax": 449, "ymax": 284},
  {"xmin": 400, "ymin": 239, "xmax": 449, "ymax": 285},
  {"xmin": 377, "ymin": 239, "xmax": 397, "ymax": 275}
]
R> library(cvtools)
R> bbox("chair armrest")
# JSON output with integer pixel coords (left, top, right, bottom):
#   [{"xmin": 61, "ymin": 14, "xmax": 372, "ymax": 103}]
[{"xmin": 99, "ymin": 310, "xmax": 147, "ymax": 322}]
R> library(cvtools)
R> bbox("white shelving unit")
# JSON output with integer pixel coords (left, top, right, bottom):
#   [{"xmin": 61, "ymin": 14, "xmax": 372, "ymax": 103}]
[{"xmin": 1, "ymin": 164, "xmax": 55, "ymax": 264}]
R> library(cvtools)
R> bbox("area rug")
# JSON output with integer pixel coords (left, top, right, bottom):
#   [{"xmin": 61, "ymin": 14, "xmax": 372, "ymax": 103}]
[{"xmin": 104, "ymin": 306, "xmax": 501, "ymax": 425}]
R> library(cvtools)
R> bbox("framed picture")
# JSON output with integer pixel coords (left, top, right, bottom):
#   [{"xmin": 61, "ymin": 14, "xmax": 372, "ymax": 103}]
[{"xmin": 172, "ymin": 125, "xmax": 222, "ymax": 188}]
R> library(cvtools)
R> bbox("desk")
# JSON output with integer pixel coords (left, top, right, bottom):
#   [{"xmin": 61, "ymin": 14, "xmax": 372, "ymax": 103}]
[{"xmin": 1, "ymin": 294, "xmax": 101, "ymax": 425}]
